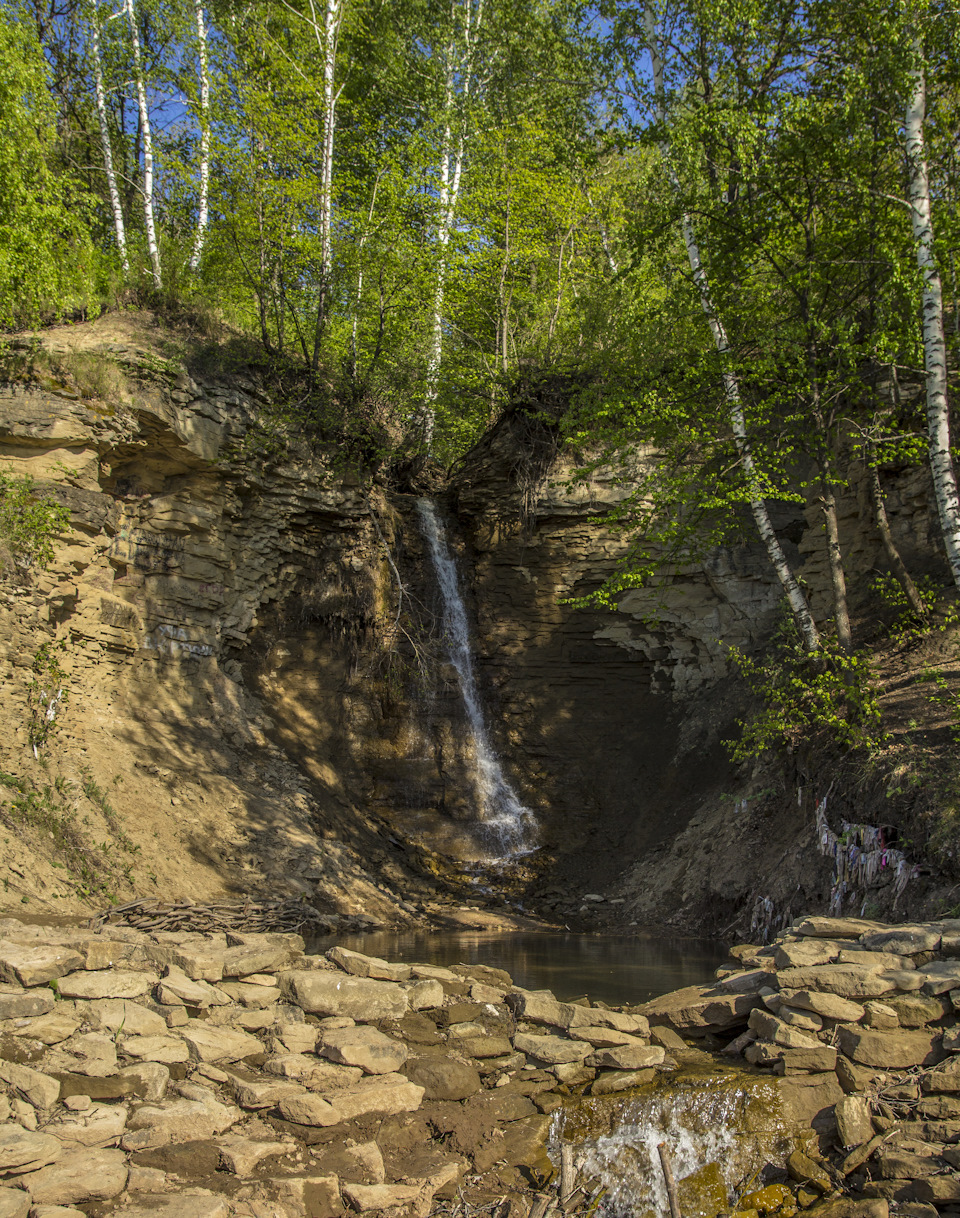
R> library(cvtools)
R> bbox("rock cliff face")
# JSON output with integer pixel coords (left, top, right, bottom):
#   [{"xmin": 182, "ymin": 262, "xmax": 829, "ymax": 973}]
[
  {"xmin": 0, "ymin": 317, "xmax": 420, "ymax": 920},
  {"xmin": 446, "ymin": 404, "xmax": 946, "ymax": 927},
  {"xmin": 0, "ymin": 317, "xmax": 947, "ymax": 931}
]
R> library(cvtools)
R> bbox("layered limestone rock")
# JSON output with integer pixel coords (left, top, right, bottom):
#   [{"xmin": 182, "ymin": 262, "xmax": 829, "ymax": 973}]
[
  {"xmin": 0, "ymin": 318, "xmax": 947, "ymax": 926},
  {"xmin": 0, "ymin": 319, "xmax": 418, "ymax": 917}
]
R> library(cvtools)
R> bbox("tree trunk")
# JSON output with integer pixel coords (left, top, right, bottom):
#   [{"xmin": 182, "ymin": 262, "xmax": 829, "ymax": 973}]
[
  {"xmin": 418, "ymin": 0, "xmax": 483, "ymax": 450},
  {"xmin": 866, "ymin": 442, "xmax": 928, "ymax": 621},
  {"xmin": 422, "ymin": 70, "xmax": 464, "ymax": 450},
  {"xmin": 124, "ymin": 0, "xmax": 162, "ymax": 289},
  {"xmin": 188, "ymin": 0, "xmax": 210, "ymax": 273},
  {"xmin": 643, "ymin": 2, "xmax": 820, "ymax": 651},
  {"xmin": 819, "ymin": 458, "xmax": 853, "ymax": 651},
  {"xmin": 89, "ymin": 4, "xmax": 128, "ymax": 273},
  {"xmin": 350, "ymin": 172, "xmax": 382, "ymax": 386},
  {"xmin": 905, "ymin": 45, "xmax": 960, "ymax": 588},
  {"xmin": 310, "ymin": 0, "xmax": 343, "ymax": 372}
]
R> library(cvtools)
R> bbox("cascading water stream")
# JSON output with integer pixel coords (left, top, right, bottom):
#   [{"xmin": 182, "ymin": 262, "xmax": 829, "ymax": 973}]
[
  {"xmin": 416, "ymin": 498, "xmax": 537, "ymax": 858},
  {"xmin": 553, "ymin": 1075, "xmax": 788, "ymax": 1218}
]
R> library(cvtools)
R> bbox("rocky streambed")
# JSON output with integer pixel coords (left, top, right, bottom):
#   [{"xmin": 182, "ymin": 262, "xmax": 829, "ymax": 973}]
[{"xmin": 0, "ymin": 913, "xmax": 959, "ymax": 1218}]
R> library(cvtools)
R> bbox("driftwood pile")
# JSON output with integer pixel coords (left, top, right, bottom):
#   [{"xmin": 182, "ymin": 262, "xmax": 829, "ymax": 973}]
[{"xmin": 88, "ymin": 896, "xmax": 343, "ymax": 935}]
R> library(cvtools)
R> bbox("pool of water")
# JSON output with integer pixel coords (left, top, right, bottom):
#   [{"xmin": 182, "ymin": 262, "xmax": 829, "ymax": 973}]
[{"xmin": 306, "ymin": 930, "xmax": 729, "ymax": 1005}]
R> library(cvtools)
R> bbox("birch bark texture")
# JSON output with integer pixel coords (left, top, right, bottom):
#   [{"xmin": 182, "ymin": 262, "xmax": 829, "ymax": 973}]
[
  {"xmin": 420, "ymin": 0, "xmax": 484, "ymax": 451},
  {"xmin": 89, "ymin": 2, "xmax": 128, "ymax": 273},
  {"xmin": 642, "ymin": 2, "xmax": 820, "ymax": 651},
  {"xmin": 188, "ymin": 0, "xmax": 210, "ymax": 273},
  {"xmin": 307, "ymin": 0, "xmax": 344, "ymax": 369},
  {"xmin": 904, "ymin": 42, "xmax": 960, "ymax": 590},
  {"xmin": 124, "ymin": 0, "xmax": 162, "ymax": 288}
]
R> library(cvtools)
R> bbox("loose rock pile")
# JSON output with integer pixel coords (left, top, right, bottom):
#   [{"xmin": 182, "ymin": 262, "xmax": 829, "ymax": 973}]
[
  {"xmin": 639, "ymin": 914, "xmax": 960, "ymax": 1215},
  {"xmin": 0, "ymin": 917, "xmax": 663, "ymax": 1218},
  {"xmin": 6, "ymin": 912, "xmax": 959, "ymax": 1218}
]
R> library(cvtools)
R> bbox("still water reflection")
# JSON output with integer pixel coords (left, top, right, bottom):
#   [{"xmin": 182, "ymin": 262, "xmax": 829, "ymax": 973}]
[{"xmin": 307, "ymin": 931, "xmax": 728, "ymax": 1005}]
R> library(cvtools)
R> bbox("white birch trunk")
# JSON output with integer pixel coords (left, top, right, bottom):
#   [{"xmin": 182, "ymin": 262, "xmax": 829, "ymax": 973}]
[
  {"xmin": 351, "ymin": 171, "xmax": 382, "ymax": 379},
  {"xmin": 307, "ymin": 0, "xmax": 342, "ymax": 368},
  {"xmin": 420, "ymin": 0, "xmax": 482, "ymax": 450},
  {"xmin": 643, "ymin": 2, "xmax": 820, "ymax": 651},
  {"xmin": 905, "ymin": 45, "xmax": 960, "ymax": 589},
  {"xmin": 90, "ymin": 4, "xmax": 128, "ymax": 273},
  {"xmin": 188, "ymin": 0, "xmax": 210, "ymax": 273},
  {"xmin": 124, "ymin": 0, "xmax": 162, "ymax": 289}
]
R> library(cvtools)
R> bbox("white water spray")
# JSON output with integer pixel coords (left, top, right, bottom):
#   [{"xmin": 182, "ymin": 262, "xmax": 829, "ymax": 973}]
[
  {"xmin": 554, "ymin": 1078, "xmax": 787, "ymax": 1218},
  {"xmin": 416, "ymin": 498, "xmax": 537, "ymax": 857}
]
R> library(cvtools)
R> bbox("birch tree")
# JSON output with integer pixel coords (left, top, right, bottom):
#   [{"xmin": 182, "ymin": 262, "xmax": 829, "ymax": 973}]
[
  {"xmin": 281, "ymin": 0, "xmax": 345, "ymax": 368},
  {"xmin": 416, "ymin": 0, "xmax": 485, "ymax": 450},
  {"xmin": 641, "ymin": 2, "xmax": 820, "ymax": 652},
  {"xmin": 124, "ymin": 0, "xmax": 161, "ymax": 288},
  {"xmin": 188, "ymin": 0, "xmax": 210, "ymax": 273},
  {"xmin": 904, "ymin": 36, "xmax": 960, "ymax": 590},
  {"xmin": 89, "ymin": 1, "xmax": 128, "ymax": 274}
]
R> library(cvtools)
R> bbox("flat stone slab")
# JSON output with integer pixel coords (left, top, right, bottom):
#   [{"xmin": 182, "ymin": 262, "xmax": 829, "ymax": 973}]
[
  {"xmin": 0, "ymin": 1060, "xmax": 60, "ymax": 1109},
  {"xmin": 861, "ymin": 927, "xmax": 942, "ymax": 954},
  {"xmin": 513, "ymin": 1032, "xmax": 592, "ymax": 1065},
  {"xmin": 12, "ymin": 1010, "xmax": 81, "ymax": 1045},
  {"xmin": 229, "ymin": 1076, "xmax": 305, "ymax": 1109},
  {"xmin": 179, "ymin": 1024, "xmax": 263, "ymax": 1063},
  {"xmin": 0, "ymin": 1191, "xmax": 28, "ymax": 1218},
  {"xmin": 0, "ymin": 1124, "xmax": 61, "ymax": 1175},
  {"xmin": 57, "ymin": 970, "xmax": 155, "ymax": 1000},
  {"xmin": 567, "ymin": 1026, "xmax": 647, "ymax": 1048},
  {"xmin": 342, "ymin": 1182, "xmax": 425, "ymax": 1212},
  {"xmin": 775, "ymin": 966, "xmax": 896, "ymax": 1000},
  {"xmin": 327, "ymin": 946, "xmax": 411, "ymax": 982},
  {"xmin": 156, "ymin": 966, "xmax": 231, "ymax": 1009},
  {"xmin": 16, "ymin": 1147, "xmax": 128, "ymax": 1205},
  {"xmin": 278, "ymin": 1073, "xmax": 424, "ymax": 1126},
  {"xmin": 111, "ymin": 1199, "xmax": 230, "ymax": 1218},
  {"xmin": 774, "ymin": 941, "xmax": 843, "ymax": 969},
  {"xmin": 589, "ymin": 1068, "xmax": 657, "ymax": 1095},
  {"xmin": 279, "ymin": 970, "xmax": 409, "ymax": 1021},
  {"xmin": 0, "ymin": 989, "xmax": 55, "ymax": 1020},
  {"xmin": 402, "ymin": 1056, "xmax": 481, "ymax": 1101},
  {"xmin": 922, "ymin": 1059, "xmax": 960, "ymax": 1093},
  {"xmin": 586, "ymin": 1044, "xmax": 665, "ymax": 1070},
  {"xmin": 837, "ymin": 1025, "xmax": 941, "ymax": 1069},
  {"xmin": 220, "ymin": 935, "xmax": 303, "ymax": 979},
  {"xmin": 749, "ymin": 1009, "xmax": 820, "ymax": 1049},
  {"xmin": 263, "ymin": 1054, "xmax": 362, "ymax": 1090},
  {"xmin": 0, "ymin": 945, "xmax": 84, "ymax": 988},
  {"xmin": 638, "ymin": 984, "xmax": 762, "ymax": 1032},
  {"xmin": 509, "ymin": 991, "xmax": 594, "ymax": 1030},
  {"xmin": 45, "ymin": 1104, "xmax": 127, "ymax": 1148},
  {"xmin": 122, "ymin": 1093, "xmax": 240, "ymax": 1152},
  {"xmin": 795, "ymin": 918, "xmax": 885, "ymax": 939},
  {"xmin": 217, "ymin": 1135, "xmax": 291, "ymax": 1176},
  {"xmin": 44, "ymin": 1032, "xmax": 119, "ymax": 1078},
  {"xmin": 320, "ymin": 1025, "xmax": 408, "ymax": 1074},
  {"xmin": 77, "ymin": 998, "xmax": 167, "ymax": 1037},
  {"xmin": 119, "ymin": 1035, "xmax": 190, "ymax": 1064},
  {"xmin": 781, "ymin": 990, "xmax": 866, "ymax": 1021}
]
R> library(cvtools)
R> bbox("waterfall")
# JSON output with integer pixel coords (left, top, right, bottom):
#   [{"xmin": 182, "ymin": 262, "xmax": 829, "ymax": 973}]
[{"xmin": 416, "ymin": 498, "xmax": 537, "ymax": 858}]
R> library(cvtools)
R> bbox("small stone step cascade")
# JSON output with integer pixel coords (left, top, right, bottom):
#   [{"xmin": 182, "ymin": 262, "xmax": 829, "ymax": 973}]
[
  {"xmin": 565, "ymin": 1079, "xmax": 776, "ymax": 1218},
  {"xmin": 416, "ymin": 498, "xmax": 537, "ymax": 858},
  {"xmin": 635, "ymin": 913, "xmax": 960, "ymax": 1218}
]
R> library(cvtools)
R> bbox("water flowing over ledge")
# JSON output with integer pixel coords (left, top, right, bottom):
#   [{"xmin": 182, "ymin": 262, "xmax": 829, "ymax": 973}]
[{"xmin": 416, "ymin": 497, "xmax": 537, "ymax": 858}]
